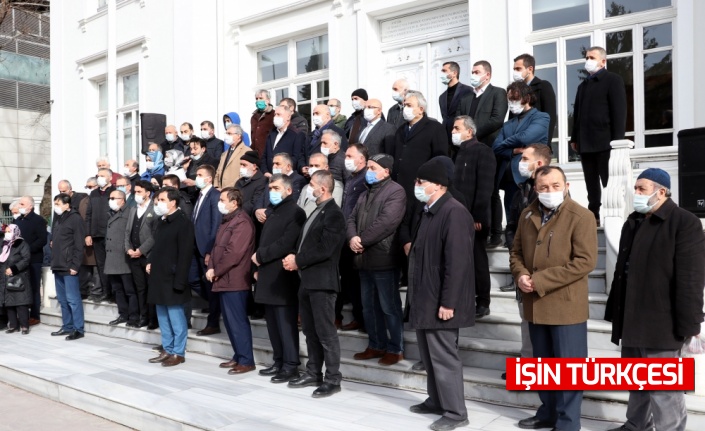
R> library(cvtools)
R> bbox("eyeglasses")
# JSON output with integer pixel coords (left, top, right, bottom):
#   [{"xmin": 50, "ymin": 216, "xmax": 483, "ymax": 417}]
[
  {"xmin": 109, "ymin": 197, "xmax": 124, "ymax": 200},
  {"xmin": 367, "ymin": 106, "xmax": 381, "ymax": 110},
  {"xmin": 85, "ymin": 185, "xmax": 97, "ymax": 190}
]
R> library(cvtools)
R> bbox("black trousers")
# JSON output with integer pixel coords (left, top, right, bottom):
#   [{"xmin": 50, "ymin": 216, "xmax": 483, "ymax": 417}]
[
  {"xmin": 580, "ymin": 150, "xmax": 611, "ymax": 220},
  {"xmin": 128, "ymin": 257, "xmax": 150, "ymax": 323},
  {"xmin": 7, "ymin": 305, "xmax": 29, "ymax": 329},
  {"xmin": 264, "ymin": 304, "xmax": 300, "ymax": 372},
  {"xmin": 79, "ymin": 265, "xmax": 96, "ymax": 297},
  {"xmin": 28, "ymin": 261, "xmax": 42, "ymax": 320},
  {"xmin": 335, "ymin": 247, "xmax": 364, "ymax": 326},
  {"xmin": 473, "ymin": 226, "xmax": 490, "ymax": 308},
  {"xmin": 189, "ymin": 253, "xmax": 220, "ymax": 328},
  {"xmin": 92, "ymin": 237, "xmax": 110, "ymax": 297},
  {"xmin": 110, "ymin": 273, "xmax": 138, "ymax": 323},
  {"xmin": 299, "ymin": 288, "xmax": 342, "ymax": 385},
  {"xmin": 491, "ymin": 163, "xmax": 520, "ymax": 239}
]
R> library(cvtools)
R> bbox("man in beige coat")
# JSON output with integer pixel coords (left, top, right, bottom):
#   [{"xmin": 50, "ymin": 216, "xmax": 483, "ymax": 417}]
[
  {"xmin": 215, "ymin": 124, "xmax": 249, "ymax": 189},
  {"xmin": 510, "ymin": 166, "xmax": 597, "ymax": 431}
]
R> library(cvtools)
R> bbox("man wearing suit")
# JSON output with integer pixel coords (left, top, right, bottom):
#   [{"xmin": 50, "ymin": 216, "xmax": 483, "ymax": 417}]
[
  {"xmin": 125, "ymin": 180, "xmax": 158, "ymax": 328},
  {"xmin": 439, "ymin": 61, "xmax": 473, "ymax": 157},
  {"xmin": 358, "ymin": 98, "xmax": 396, "ymax": 157},
  {"xmin": 570, "ymin": 46, "xmax": 627, "ymax": 225},
  {"xmin": 260, "ymin": 106, "xmax": 306, "ymax": 176},
  {"xmin": 199, "ymin": 120, "xmax": 224, "ymax": 161},
  {"xmin": 512, "ymin": 54, "xmax": 557, "ymax": 145},
  {"xmin": 189, "ymin": 164, "xmax": 223, "ymax": 336},
  {"xmin": 344, "ymin": 88, "xmax": 369, "ymax": 144},
  {"xmin": 85, "ymin": 168, "xmax": 116, "ymax": 302},
  {"xmin": 283, "ymin": 170, "xmax": 347, "ymax": 398},
  {"xmin": 183, "ymin": 138, "xmax": 218, "ymax": 203},
  {"xmin": 307, "ymin": 104, "xmax": 348, "ymax": 161},
  {"xmin": 387, "ymin": 79, "xmax": 409, "ymax": 129},
  {"xmin": 297, "ymin": 154, "xmax": 343, "ymax": 216},
  {"xmin": 215, "ymin": 124, "xmax": 249, "ymax": 189},
  {"xmin": 255, "ymin": 153, "xmax": 306, "ymax": 225},
  {"xmin": 115, "ymin": 176, "xmax": 136, "ymax": 208},
  {"xmin": 104, "ymin": 189, "xmax": 135, "ymax": 326}
]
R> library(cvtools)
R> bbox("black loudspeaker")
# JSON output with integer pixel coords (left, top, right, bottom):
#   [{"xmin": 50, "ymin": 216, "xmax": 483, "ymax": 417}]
[
  {"xmin": 678, "ymin": 127, "xmax": 705, "ymax": 217},
  {"xmin": 140, "ymin": 113, "xmax": 166, "ymax": 154}
]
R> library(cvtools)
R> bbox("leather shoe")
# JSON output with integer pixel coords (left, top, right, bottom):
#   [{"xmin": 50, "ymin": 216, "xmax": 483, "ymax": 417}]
[
  {"xmin": 334, "ymin": 319, "xmax": 342, "ymax": 329},
  {"xmin": 271, "ymin": 370, "xmax": 299, "ymax": 383},
  {"xmin": 499, "ymin": 280, "xmax": 516, "ymax": 292},
  {"xmin": 161, "ymin": 354, "xmax": 185, "ymax": 367},
  {"xmin": 220, "ymin": 359, "xmax": 238, "ymax": 369},
  {"xmin": 518, "ymin": 416, "xmax": 554, "ymax": 429},
  {"xmin": 5, "ymin": 327, "xmax": 18, "ymax": 334},
  {"xmin": 475, "ymin": 305, "xmax": 490, "ymax": 318},
  {"xmin": 378, "ymin": 352, "xmax": 403, "ymax": 366},
  {"xmin": 228, "ymin": 364, "xmax": 256, "ymax": 375},
  {"xmin": 21, "ymin": 328, "xmax": 29, "ymax": 335},
  {"xmin": 137, "ymin": 319, "xmax": 149, "ymax": 328},
  {"xmin": 149, "ymin": 351, "xmax": 170, "ymax": 363},
  {"xmin": 430, "ymin": 416, "xmax": 469, "ymax": 431},
  {"xmin": 486, "ymin": 235, "xmax": 503, "ymax": 249},
  {"xmin": 409, "ymin": 402, "xmax": 444, "ymax": 415},
  {"xmin": 411, "ymin": 361, "xmax": 426, "ymax": 371},
  {"xmin": 340, "ymin": 320, "xmax": 361, "ymax": 331},
  {"xmin": 91, "ymin": 295, "xmax": 108, "ymax": 303},
  {"xmin": 196, "ymin": 327, "xmax": 221, "ymax": 336},
  {"xmin": 65, "ymin": 331, "xmax": 84, "ymax": 341},
  {"xmin": 353, "ymin": 347, "xmax": 385, "ymax": 360},
  {"xmin": 147, "ymin": 322, "xmax": 159, "ymax": 330},
  {"xmin": 288, "ymin": 374, "xmax": 323, "ymax": 388},
  {"xmin": 51, "ymin": 329, "xmax": 71, "ymax": 336},
  {"xmin": 312, "ymin": 382, "xmax": 341, "ymax": 398},
  {"xmin": 109, "ymin": 316, "xmax": 128, "ymax": 326},
  {"xmin": 28, "ymin": 318, "xmax": 40, "ymax": 326},
  {"xmin": 258, "ymin": 365, "xmax": 281, "ymax": 376}
]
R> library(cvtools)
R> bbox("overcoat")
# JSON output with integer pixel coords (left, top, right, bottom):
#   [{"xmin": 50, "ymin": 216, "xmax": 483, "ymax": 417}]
[
  {"xmin": 147, "ymin": 209, "xmax": 194, "ymax": 306},
  {"xmin": 0, "ymin": 239, "xmax": 32, "ymax": 307}
]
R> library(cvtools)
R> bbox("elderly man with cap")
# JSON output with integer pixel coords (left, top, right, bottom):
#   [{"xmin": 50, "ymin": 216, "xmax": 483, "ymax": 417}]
[
  {"xmin": 344, "ymin": 88, "xmax": 369, "ymax": 144},
  {"xmin": 605, "ymin": 168, "xmax": 705, "ymax": 431},
  {"xmin": 347, "ymin": 154, "xmax": 407, "ymax": 366},
  {"xmin": 235, "ymin": 150, "xmax": 268, "ymax": 219},
  {"xmin": 405, "ymin": 159, "xmax": 474, "ymax": 431}
]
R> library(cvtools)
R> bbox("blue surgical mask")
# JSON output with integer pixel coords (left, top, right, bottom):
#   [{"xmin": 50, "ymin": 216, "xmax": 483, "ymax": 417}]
[
  {"xmin": 365, "ymin": 170, "xmax": 379, "ymax": 184},
  {"xmin": 256, "ymin": 100, "xmax": 267, "ymax": 111},
  {"xmin": 414, "ymin": 185, "xmax": 430, "ymax": 203},
  {"xmin": 269, "ymin": 191, "xmax": 283, "ymax": 206},
  {"xmin": 633, "ymin": 191, "xmax": 658, "ymax": 214},
  {"xmin": 117, "ymin": 186, "xmax": 127, "ymax": 193}
]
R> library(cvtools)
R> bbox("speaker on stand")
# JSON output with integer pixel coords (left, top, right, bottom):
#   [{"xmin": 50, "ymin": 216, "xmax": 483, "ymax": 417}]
[
  {"xmin": 678, "ymin": 127, "xmax": 705, "ymax": 217},
  {"xmin": 139, "ymin": 113, "xmax": 166, "ymax": 154}
]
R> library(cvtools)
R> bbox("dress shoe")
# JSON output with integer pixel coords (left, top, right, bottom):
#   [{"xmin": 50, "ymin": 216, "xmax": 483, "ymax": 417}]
[
  {"xmin": 137, "ymin": 319, "xmax": 149, "ymax": 328},
  {"xmin": 152, "ymin": 345, "xmax": 164, "ymax": 352},
  {"xmin": 334, "ymin": 319, "xmax": 342, "ymax": 329},
  {"xmin": 411, "ymin": 361, "xmax": 426, "ymax": 371},
  {"xmin": 5, "ymin": 327, "xmax": 18, "ymax": 334},
  {"xmin": 409, "ymin": 402, "xmax": 444, "ymax": 415},
  {"xmin": 430, "ymin": 416, "xmax": 469, "ymax": 431},
  {"xmin": 91, "ymin": 295, "xmax": 108, "ymax": 303},
  {"xmin": 51, "ymin": 329, "xmax": 71, "ymax": 336},
  {"xmin": 220, "ymin": 359, "xmax": 238, "ymax": 369},
  {"xmin": 606, "ymin": 426, "xmax": 628, "ymax": 431},
  {"xmin": 21, "ymin": 328, "xmax": 29, "ymax": 335},
  {"xmin": 200, "ymin": 308, "xmax": 209, "ymax": 313},
  {"xmin": 312, "ymin": 382, "xmax": 341, "ymax": 398},
  {"xmin": 353, "ymin": 347, "xmax": 385, "ymax": 360},
  {"xmin": 475, "ymin": 305, "xmax": 490, "ymax": 318},
  {"xmin": 28, "ymin": 318, "xmax": 40, "ymax": 326},
  {"xmin": 125, "ymin": 322, "xmax": 139, "ymax": 328},
  {"xmin": 499, "ymin": 280, "xmax": 516, "ymax": 292},
  {"xmin": 149, "ymin": 351, "xmax": 170, "ymax": 363},
  {"xmin": 161, "ymin": 354, "xmax": 185, "ymax": 367},
  {"xmin": 258, "ymin": 365, "xmax": 281, "ymax": 376},
  {"xmin": 65, "ymin": 331, "xmax": 84, "ymax": 341},
  {"xmin": 486, "ymin": 234, "xmax": 503, "ymax": 249},
  {"xmin": 288, "ymin": 374, "xmax": 323, "ymax": 388},
  {"xmin": 271, "ymin": 370, "xmax": 299, "ymax": 383},
  {"xmin": 196, "ymin": 327, "xmax": 221, "ymax": 336},
  {"xmin": 109, "ymin": 316, "xmax": 128, "ymax": 326},
  {"xmin": 147, "ymin": 322, "xmax": 159, "ymax": 330},
  {"xmin": 228, "ymin": 364, "xmax": 256, "ymax": 375},
  {"xmin": 517, "ymin": 416, "xmax": 554, "ymax": 429},
  {"xmin": 378, "ymin": 352, "xmax": 403, "ymax": 366},
  {"xmin": 340, "ymin": 320, "xmax": 361, "ymax": 331}
]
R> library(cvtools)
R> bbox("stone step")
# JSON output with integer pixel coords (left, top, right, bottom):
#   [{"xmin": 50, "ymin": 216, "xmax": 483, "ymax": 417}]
[
  {"xmin": 488, "ymin": 267, "xmax": 607, "ymax": 294},
  {"xmin": 487, "ymin": 246, "xmax": 607, "ymax": 270}
]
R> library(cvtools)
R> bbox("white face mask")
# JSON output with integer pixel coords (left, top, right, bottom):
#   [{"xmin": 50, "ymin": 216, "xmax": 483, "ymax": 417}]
[
  {"xmin": 179, "ymin": 133, "xmax": 190, "ymax": 141},
  {"xmin": 165, "ymin": 133, "xmax": 175, "ymax": 142},
  {"xmin": 585, "ymin": 59, "xmax": 601, "ymax": 74},
  {"xmin": 469, "ymin": 73, "xmax": 485, "ymax": 88},
  {"xmin": 239, "ymin": 167, "xmax": 251, "ymax": 178},
  {"xmin": 154, "ymin": 201, "xmax": 169, "ymax": 216},
  {"xmin": 320, "ymin": 147, "xmax": 330, "ymax": 156},
  {"xmin": 54, "ymin": 206, "xmax": 65, "ymax": 216},
  {"xmin": 272, "ymin": 168, "xmax": 282, "ymax": 175},
  {"xmin": 224, "ymin": 135, "xmax": 234, "ymax": 145},
  {"xmin": 217, "ymin": 201, "xmax": 230, "ymax": 215},
  {"xmin": 12, "ymin": 213, "xmax": 20, "ymax": 220},
  {"xmin": 145, "ymin": 161, "xmax": 155, "ymax": 170},
  {"xmin": 4, "ymin": 232, "xmax": 13, "ymax": 241},
  {"xmin": 19, "ymin": 208, "xmax": 27, "ymax": 215},
  {"xmin": 344, "ymin": 159, "xmax": 357, "ymax": 172},
  {"xmin": 518, "ymin": 161, "xmax": 533, "ymax": 178},
  {"xmin": 402, "ymin": 106, "xmax": 416, "ymax": 122},
  {"xmin": 328, "ymin": 106, "xmax": 337, "ymax": 117},
  {"xmin": 135, "ymin": 194, "xmax": 145, "ymax": 205},
  {"xmin": 123, "ymin": 168, "xmax": 131, "ymax": 176},
  {"xmin": 306, "ymin": 185, "xmax": 315, "ymax": 201},
  {"xmin": 512, "ymin": 71, "xmax": 525, "ymax": 82},
  {"xmin": 352, "ymin": 100, "xmax": 364, "ymax": 111},
  {"xmin": 108, "ymin": 199, "xmax": 120, "ymax": 211},
  {"xmin": 200, "ymin": 129, "xmax": 211, "ymax": 139},
  {"xmin": 363, "ymin": 108, "xmax": 376, "ymax": 122},
  {"xmin": 195, "ymin": 176, "xmax": 208, "ymax": 189},
  {"xmin": 97, "ymin": 176, "xmax": 108, "ymax": 188},
  {"xmin": 392, "ymin": 92, "xmax": 404, "ymax": 103},
  {"xmin": 440, "ymin": 73, "xmax": 451, "ymax": 85},
  {"xmin": 451, "ymin": 133, "xmax": 462, "ymax": 146},
  {"xmin": 538, "ymin": 190, "xmax": 565, "ymax": 210},
  {"xmin": 192, "ymin": 152, "xmax": 202, "ymax": 161},
  {"xmin": 273, "ymin": 116, "xmax": 285, "ymax": 129},
  {"xmin": 508, "ymin": 100, "xmax": 524, "ymax": 115},
  {"xmin": 308, "ymin": 167, "xmax": 320, "ymax": 176},
  {"xmin": 312, "ymin": 115, "xmax": 323, "ymax": 127}
]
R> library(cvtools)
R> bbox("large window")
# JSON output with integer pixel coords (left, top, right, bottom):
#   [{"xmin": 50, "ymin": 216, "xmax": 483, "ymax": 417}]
[
  {"xmin": 257, "ymin": 34, "xmax": 329, "ymax": 130},
  {"xmin": 97, "ymin": 71, "xmax": 140, "ymax": 163}
]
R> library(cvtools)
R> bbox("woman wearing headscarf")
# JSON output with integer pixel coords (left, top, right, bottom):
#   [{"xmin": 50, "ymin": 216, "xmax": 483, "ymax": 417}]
[
  {"xmin": 0, "ymin": 224, "xmax": 33, "ymax": 334},
  {"xmin": 141, "ymin": 150, "xmax": 165, "ymax": 181}
]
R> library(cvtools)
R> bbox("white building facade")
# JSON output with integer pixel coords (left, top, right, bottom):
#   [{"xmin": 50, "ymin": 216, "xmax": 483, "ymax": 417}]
[{"xmin": 51, "ymin": 0, "xmax": 705, "ymax": 207}]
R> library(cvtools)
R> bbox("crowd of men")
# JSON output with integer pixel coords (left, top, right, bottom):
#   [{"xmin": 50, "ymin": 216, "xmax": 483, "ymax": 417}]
[{"xmin": 6, "ymin": 47, "xmax": 702, "ymax": 431}]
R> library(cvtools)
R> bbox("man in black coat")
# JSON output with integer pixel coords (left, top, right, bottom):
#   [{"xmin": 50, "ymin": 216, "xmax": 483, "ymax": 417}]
[
  {"xmin": 183, "ymin": 138, "xmax": 218, "ymax": 204},
  {"xmin": 406, "ymin": 160, "xmax": 474, "ymax": 431},
  {"xmin": 147, "ymin": 187, "xmax": 194, "ymax": 367},
  {"xmin": 14, "ymin": 195, "xmax": 48, "ymax": 325},
  {"xmin": 456, "ymin": 60, "xmax": 508, "ymax": 148},
  {"xmin": 198, "ymin": 120, "xmax": 224, "ymax": 161},
  {"xmin": 386, "ymin": 90, "xmax": 448, "ymax": 203},
  {"xmin": 279, "ymin": 97, "xmax": 310, "ymax": 140},
  {"xmin": 452, "ymin": 116, "xmax": 496, "ymax": 318},
  {"xmin": 570, "ymin": 46, "xmax": 627, "ymax": 225},
  {"xmin": 282, "ymin": 170, "xmax": 346, "ymax": 398},
  {"xmin": 58, "ymin": 180, "xmax": 88, "ymax": 213},
  {"xmin": 511, "ymin": 54, "xmax": 557, "ymax": 144},
  {"xmin": 307, "ymin": 104, "xmax": 348, "ymax": 161},
  {"xmin": 235, "ymin": 151, "xmax": 268, "ymax": 219},
  {"xmin": 260, "ymin": 106, "xmax": 306, "ymax": 175},
  {"xmin": 387, "ymin": 79, "xmax": 409, "ymax": 129},
  {"xmin": 605, "ymin": 169, "xmax": 705, "ymax": 431},
  {"xmin": 253, "ymin": 174, "xmax": 307, "ymax": 383},
  {"xmin": 254, "ymin": 153, "xmax": 306, "ymax": 224},
  {"xmin": 439, "ymin": 61, "xmax": 473, "ymax": 157},
  {"xmin": 344, "ymin": 88, "xmax": 369, "ymax": 144},
  {"xmin": 85, "ymin": 168, "xmax": 116, "ymax": 302}
]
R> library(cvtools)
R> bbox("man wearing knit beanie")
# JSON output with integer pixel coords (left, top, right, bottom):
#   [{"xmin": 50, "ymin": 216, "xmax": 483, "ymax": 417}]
[{"xmin": 345, "ymin": 88, "xmax": 369, "ymax": 145}]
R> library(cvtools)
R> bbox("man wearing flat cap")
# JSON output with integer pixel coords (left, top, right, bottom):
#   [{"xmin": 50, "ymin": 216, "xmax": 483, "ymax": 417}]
[
  {"xmin": 605, "ymin": 168, "xmax": 705, "ymax": 431},
  {"xmin": 345, "ymin": 88, "xmax": 369, "ymax": 144},
  {"xmin": 405, "ymin": 159, "xmax": 474, "ymax": 431}
]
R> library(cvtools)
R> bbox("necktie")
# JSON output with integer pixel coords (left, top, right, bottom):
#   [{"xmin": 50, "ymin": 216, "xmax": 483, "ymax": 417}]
[
  {"xmin": 193, "ymin": 192, "xmax": 204, "ymax": 221},
  {"xmin": 359, "ymin": 123, "xmax": 373, "ymax": 143}
]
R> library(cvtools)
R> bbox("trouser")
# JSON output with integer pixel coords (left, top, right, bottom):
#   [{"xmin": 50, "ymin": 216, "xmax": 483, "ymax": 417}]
[
  {"xmin": 220, "ymin": 291, "xmax": 254, "ymax": 366},
  {"xmin": 128, "ymin": 257, "xmax": 149, "ymax": 323},
  {"xmin": 491, "ymin": 166, "xmax": 519, "ymax": 239},
  {"xmin": 264, "ymin": 304, "xmax": 300, "ymax": 372},
  {"xmin": 299, "ymin": 288, "xmax": 342, "ymax": 385},
  {"xmin": 92, "ymin": 237, "xmax": 110, "ymax": 297},
  {"xmin": 335, "ymin": 247, "xmax": 364, "ymax": 326},
  {"xmin": 54, "ymin": 273, "xmax": 84, "ymax": 333},
  {"xmin": 28, "ymin": 261, "xmax": 42, "ymax": 320},
  {"xmin": 7, "ymin": 305, "xmax": 29, "ymax": 329},
  {"xmin": 189, "ymin": 253, "xmax": 220, "ymax": 328},
  {"xmin": 79, "ymin": 265, "xmax": 96, "ymax": 297},
  {"xmin": 110, "ymin": 273, "xmax": 138, "ymax": 323},
  {"xmin": 517, "ymin": 300, "xmax": 533, "ymax": 358},
  {"xmin": 156, "ymin": 304, "xmax": 188, "ymax": 356},
  {"xmin": 580, "ymin": 149, "xmax": 611, "ymax": 220},
  {"xmin": 416, "ymin": 328, "xmax": 468, "ymax": 421},
  {"xmin": 473, "ymin": 226, "xmax": 490, "ymax": 308},
  {"xmin": 359, "ymin": 269, "xmax": 404, "ymax": 354},
  {"xmin": 529, "ymin": 321, "xmax": 588, "ymax": 431},
  {"xmin": 620, "ymin": 346, "xmax": 686, "ymax": 431}
]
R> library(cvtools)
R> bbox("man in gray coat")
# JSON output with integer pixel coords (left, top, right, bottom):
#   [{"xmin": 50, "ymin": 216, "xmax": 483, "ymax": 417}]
[
  {"xmin": 104, "ymin": 190, "xmax": 135, "ymax": 326},
  {"xmin": 406, "ymin": 159, "xmax": 474, "ymax": 431}
]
